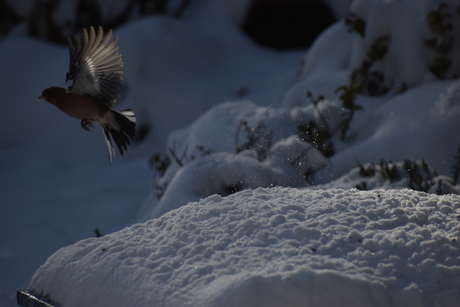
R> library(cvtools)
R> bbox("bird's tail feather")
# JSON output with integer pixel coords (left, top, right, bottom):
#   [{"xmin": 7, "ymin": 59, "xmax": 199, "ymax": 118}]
[{"xmin": 102, "ymin": 109, "xmax": 136, "ymax": 163}]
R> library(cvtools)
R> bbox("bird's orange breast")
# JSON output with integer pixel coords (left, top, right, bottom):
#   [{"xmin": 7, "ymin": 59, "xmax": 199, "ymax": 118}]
[{"xmin": 56, "ymin": 92, "xmax": 107, "ymax": 120}]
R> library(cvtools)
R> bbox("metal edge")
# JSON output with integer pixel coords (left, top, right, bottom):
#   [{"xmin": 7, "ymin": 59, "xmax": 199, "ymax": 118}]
[{"xmin": 16, "ymin": 290, "xmax": 60, "ymax": 307}]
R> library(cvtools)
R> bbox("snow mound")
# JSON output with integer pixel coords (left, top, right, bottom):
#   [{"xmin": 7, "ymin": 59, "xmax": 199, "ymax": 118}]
[
  {"xmin": 348, "ymin": 0, "xmax": 460, "ymax": 92},
  {"xmin": 283, "ymin": 0, "xmax": 460, "ymax": 108},
  {"xmin": 27, "ymin": 187, "xmax": 460, "ymax": 307},
  {"xmin": 146, "ymin": 100, "xmax": 333, "ymax": 218}
]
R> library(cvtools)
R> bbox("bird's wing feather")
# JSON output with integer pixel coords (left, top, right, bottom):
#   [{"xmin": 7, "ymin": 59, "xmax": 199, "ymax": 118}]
[{"xmin": 66, "ymin": 26, "xmax": 123, "ymax": 107}]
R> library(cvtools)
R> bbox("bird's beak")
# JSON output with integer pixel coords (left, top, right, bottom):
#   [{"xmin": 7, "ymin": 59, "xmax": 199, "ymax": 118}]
[{"xmin": 37, "ymin": 95, "xmax": 44, "ymax": 100}]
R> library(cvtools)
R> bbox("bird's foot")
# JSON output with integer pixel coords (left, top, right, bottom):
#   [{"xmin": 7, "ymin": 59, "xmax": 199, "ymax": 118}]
[{"xmin": 81, "ymin": 120, "xmax": 94, "ymax": 131}]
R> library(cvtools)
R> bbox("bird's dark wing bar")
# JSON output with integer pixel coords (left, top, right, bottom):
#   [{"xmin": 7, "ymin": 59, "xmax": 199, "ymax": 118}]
[{"xmin": 66, "ymin": 26, "xmax": 123, "ymax": 107}]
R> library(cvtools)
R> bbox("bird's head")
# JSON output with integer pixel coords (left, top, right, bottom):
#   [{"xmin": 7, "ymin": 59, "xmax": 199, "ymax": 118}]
[{"xmin": 37, "ymin": 87, "xmax": 67, "ymax": 105}]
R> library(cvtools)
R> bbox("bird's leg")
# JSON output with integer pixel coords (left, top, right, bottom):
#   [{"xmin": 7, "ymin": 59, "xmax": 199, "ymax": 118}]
[{"xmin": 81, "ymin": 119, "xmax": 94, "ymax": 131}]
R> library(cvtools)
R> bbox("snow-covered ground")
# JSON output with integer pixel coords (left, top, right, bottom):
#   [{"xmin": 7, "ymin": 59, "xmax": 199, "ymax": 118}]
[
  {"xmin": 26, "ymin": 188, "xmax": 460, "ymax": 306},
  {"xmin": 2, "ymin": 0, "xmax": 460, "ymax": 306}
]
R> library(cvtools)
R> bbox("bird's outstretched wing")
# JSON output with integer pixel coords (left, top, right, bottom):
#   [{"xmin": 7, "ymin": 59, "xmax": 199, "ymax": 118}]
[{"xmin": 66, "ymin": 26, "xmax": 123, "ymax": 107}]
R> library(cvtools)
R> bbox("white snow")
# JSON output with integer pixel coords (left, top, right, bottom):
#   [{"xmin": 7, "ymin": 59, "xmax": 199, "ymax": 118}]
[
  {"xmin": 28, "ymin": 188, "xmax": 460, "ymax": 307},
  {"xmin": 2, "ymin": 0, "xmax": 460, "ymax": 306}
]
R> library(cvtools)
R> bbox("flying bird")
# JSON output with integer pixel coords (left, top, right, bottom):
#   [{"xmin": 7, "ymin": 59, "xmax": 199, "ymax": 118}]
[{"xmin": 38, "ymin": 26, "xmax": 135, "ymax": 163}]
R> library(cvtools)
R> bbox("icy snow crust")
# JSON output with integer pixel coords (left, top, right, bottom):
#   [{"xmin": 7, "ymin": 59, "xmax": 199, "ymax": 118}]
[{"xmin": 29, "ymin": 188, "xmax": 460, "ymax": 307}]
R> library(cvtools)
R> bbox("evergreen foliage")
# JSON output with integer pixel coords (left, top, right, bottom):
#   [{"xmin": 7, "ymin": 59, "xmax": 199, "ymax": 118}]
[
  {"xmin": 298, "ymin": 92, "xmax": 334, "ymax": 157},
  {"xmin": 425, "ymin": 3, "xmax": 454, "ymax": 79},
  {"xmin": 451, "ymin": 147, "xmax": 460, "ymax": 185},
  {"xmin": 355, "ymin": 159, "xmax": 446, "ymax": 193},
  {"xmin": 235, "ymin": 119, "xmax": 273, "ymax": 161},
  {"xmin": 345, "ymin": 12, "xmax": 366, "ymax": 37}
]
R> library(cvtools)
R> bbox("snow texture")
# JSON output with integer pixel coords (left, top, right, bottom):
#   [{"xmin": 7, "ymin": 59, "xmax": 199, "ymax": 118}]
[{"xmin": 29, "ymin": 188, "xmax": 460, "ymax": 307}]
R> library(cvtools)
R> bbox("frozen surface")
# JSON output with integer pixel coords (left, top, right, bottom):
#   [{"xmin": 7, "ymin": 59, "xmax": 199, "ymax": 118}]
[{"xmin": 28, "ymin": 188, "xmax": 460, "ymax": 307}]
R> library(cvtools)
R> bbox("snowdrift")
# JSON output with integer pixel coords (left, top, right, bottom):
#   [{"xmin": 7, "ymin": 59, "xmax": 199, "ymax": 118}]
[{"xmin": 26, "ymin": 188, "xmax": 460, "ymax": 307}]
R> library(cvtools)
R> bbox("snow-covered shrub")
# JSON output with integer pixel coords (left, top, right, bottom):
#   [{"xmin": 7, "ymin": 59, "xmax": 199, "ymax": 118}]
[
  {"xmin": 145, "ymin": 101, "xmax": 337, "ymax": 217},
  {"xmin": 319, "ymin": 159, "xmax": 460, "ymax": 195},
  {"xmin": 348, "ymin": 0, "xmax": 460, "ymax": 94},
  {"xmin": 284, "ymin": 0, "xmax": 460, "ymax": 108},
  {"xmin": 297, "ymin": 92, "xmax": 335, "ymax": 157},
  {"xmin": 425, "ymin": 3, "xmax": 457, "ymax": 79},
  {"xmin": 452, "ymin": 147, "xmax": 460, "ymax": 185},
  {"xmin": 142, "ymin": 0, "xmax": 460, "ymax": 220},
  {"xmin": 235, "ymin": 119, "xmax": 273, "ymax": 161},
  {"xmin": 356, "ymin": 159, "xmax": 442, "ymax": 193},
  {"xmin": 334, "ymin": 85, "xmax": 364, "ymax": 138}
]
